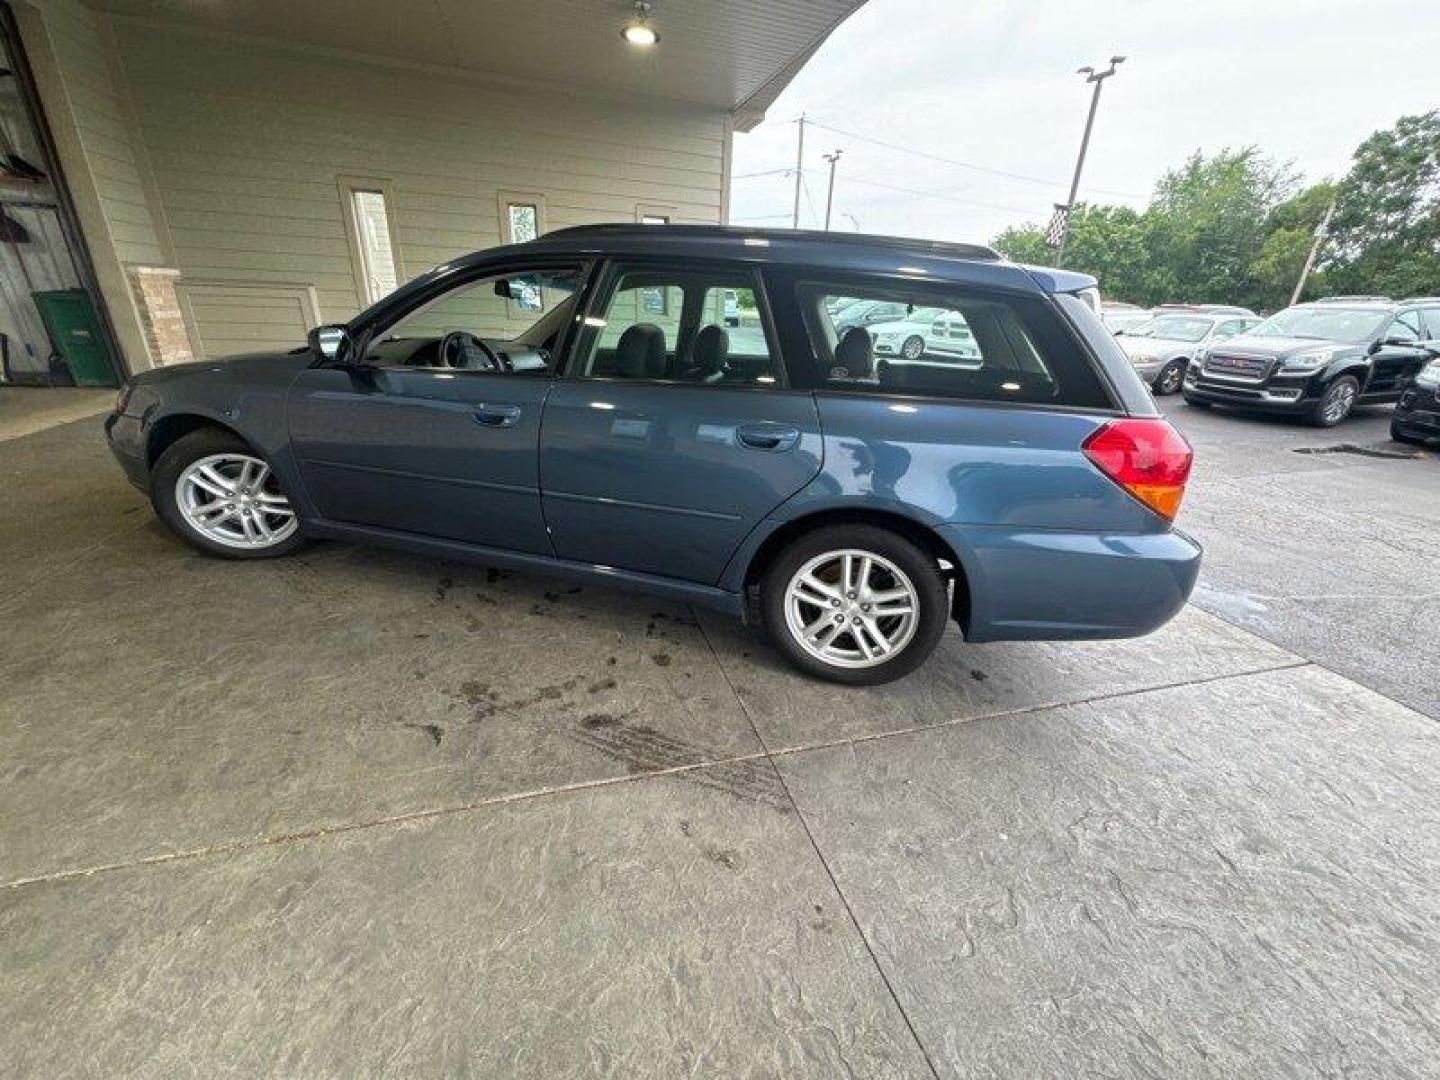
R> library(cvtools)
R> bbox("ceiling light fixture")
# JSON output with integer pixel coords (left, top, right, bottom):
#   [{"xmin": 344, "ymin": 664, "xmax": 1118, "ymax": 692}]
[{"xmin": 622, "ymin": 2, "xmax": 659, "ymax": 46}]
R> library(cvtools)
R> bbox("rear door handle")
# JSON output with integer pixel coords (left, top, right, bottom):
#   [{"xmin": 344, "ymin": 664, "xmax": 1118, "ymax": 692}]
[
  {"xmin": 736, "ymin": 423, "xmax": 801, "ymax": 452},
  {"xmin": 473, "ymin": 403, "xmax": 521, "ymax": 428}
]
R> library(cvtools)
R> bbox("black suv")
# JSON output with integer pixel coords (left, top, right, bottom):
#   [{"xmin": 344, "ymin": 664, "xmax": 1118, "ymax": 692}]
[{"xmin": 1182, "ymin": 299, "xmax": 1439, "ymax": 426}]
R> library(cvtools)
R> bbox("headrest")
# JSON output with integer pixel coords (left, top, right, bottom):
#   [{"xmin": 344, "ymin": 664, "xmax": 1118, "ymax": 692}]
[
  {"xmin": 832, "ymin": 326, "xmax": 874, "ymax": 378},
  {"xmin": 690, "ymin": 324, "xmax": 729, "ymax": 376},
  {"xmin": 615, "ymin": 323, "xmax": 666, "ymax": 378}
]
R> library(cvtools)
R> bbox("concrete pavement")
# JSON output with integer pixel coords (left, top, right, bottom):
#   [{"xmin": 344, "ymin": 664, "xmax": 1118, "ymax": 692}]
[{"xmin": 3, "ymin": 401, "xmax": 1438, "ymax": 1077}]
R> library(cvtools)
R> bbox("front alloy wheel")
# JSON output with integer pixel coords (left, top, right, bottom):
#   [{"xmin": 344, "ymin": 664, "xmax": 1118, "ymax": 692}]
[
  {"xmin": 152, "ymin": 427, "xmax": 305, "ymax": 559},
  {"xmin": 901, "ymin": 335, "xmax": 926, "ymax": 361},
  {"xmin": 1313, "ymin": 375, "xmax": 1359, "ymax": 427},
  {"xmin": 176, "ymin": 453, "xmax": 297, "ymax": 549},
  {"xmin": 1154, "ymin": 359, "xmax": 1186, "ymax": 396}
]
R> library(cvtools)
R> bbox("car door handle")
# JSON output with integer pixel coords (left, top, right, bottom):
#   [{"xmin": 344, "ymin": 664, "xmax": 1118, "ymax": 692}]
[
  {"xmin": 736, "ymin": 423, "xmax": 800, "ymax": 452},
  {"xmin": 473, "ymin": 403, "xmax": 521, "ymax": 428}
]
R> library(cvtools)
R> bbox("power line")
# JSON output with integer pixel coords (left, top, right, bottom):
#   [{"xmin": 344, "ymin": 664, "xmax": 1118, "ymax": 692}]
[
  {"xmin": 791, "ymin": 167, "xmax": 1048, "ymax": 217},
  {"xmin": 804, "ymin": 119, "xmax": 1148, "ymax": 201}
]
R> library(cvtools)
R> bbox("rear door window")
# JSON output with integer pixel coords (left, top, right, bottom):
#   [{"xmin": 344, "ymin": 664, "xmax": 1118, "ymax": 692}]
[{"xmin": 789, "ymin": 279, "xmax": 1113, "ymax": 409}]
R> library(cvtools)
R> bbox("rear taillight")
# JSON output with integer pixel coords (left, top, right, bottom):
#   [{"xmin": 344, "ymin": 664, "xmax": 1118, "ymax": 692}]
[{"xmin": 1082, "ymin": 418, "xmax": 1193, "ymax": 521}]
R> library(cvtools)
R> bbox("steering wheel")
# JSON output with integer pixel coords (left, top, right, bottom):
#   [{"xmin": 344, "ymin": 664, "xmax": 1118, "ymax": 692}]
[{"xmin": 438, "ymin": 331, "xmax": 507, "ymax": 372}]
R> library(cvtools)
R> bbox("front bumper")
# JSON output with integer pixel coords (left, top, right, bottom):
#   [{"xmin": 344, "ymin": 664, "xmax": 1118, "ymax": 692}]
[
  {"xmin": 1394, "ymin": 388, "xmax": 1440, "ymax": 442},
  {"xmin": 937, "ymin": 523, "xmax": 1202, "ymax": 642},
  {"xmin": 1182, "ymin": 368, "xmax": 1319, "ymax": 414},
  {"xmin": 104, "ymin": 411, "xmax": 150, "ymax": 491}
]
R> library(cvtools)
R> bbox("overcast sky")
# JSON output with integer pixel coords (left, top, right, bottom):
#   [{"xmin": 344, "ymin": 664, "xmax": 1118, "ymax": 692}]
[{"xmin": 730, "ymin": 0, "xmax": 1440, "ymax": 244}]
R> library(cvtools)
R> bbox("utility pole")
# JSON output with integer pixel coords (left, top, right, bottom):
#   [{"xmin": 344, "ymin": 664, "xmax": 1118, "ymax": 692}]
[
  {"xmin": 1290, "ymin": 199, "xmax": 1337, "ymax": 306},
  {"xmin": 791, "ymin": 113, "xmax": 806, "ymax": 229},
  {"xmin": 822, "ymin": 149, "xmax": 843, "ymax": 230},
  {"xmin": 1055, "ymin": 56, "xmax": 1125, "ymax": 267}
]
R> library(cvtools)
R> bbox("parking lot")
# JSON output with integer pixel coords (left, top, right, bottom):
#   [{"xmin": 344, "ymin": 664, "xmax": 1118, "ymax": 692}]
[{"xmin": 3, "ymin": 389, "xmax": 1438, "ymax": 1077}]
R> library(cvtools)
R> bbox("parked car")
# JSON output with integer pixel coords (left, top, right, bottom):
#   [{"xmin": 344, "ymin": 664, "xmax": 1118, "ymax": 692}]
[
  {"xmin": 867, "ymin": 306, "xmax": 980, "ymax": 362},
  {"xmin": 1117, "ymin": 312, "xmax": 1260, "ymax": 395},
  {"xmin": 1153, "ymin": 303, "xmax": 1258, "ymax": 318},
  {"xmin": 1100, "ymin": 302, "xmax": 1151, "ymax": 335},
  {"xmin": 1182, "ymin": 299, "xmax": 1438, "ymax": 426},
  {"xmin": 106, "ymin": 224, "xmax": 1199, "ymax": 685},
  {"xmin": 1390, "ymin": 352, "xmax": 1440, "ymax": 445},
  {"xmin": 832, "ymin": 298, "xmax": 910, "ymax": 335}
]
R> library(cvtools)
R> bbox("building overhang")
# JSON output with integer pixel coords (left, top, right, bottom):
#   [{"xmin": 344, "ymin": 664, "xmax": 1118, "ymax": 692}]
[{"xmin": 85, "ymin": 0, "xmax": 865, "ymax": 130}]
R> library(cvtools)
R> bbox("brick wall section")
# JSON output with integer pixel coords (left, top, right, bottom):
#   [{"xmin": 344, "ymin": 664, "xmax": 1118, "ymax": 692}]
[{"xmin": 127, "ymin": 266, "xmax": 193, "ymax": 365}]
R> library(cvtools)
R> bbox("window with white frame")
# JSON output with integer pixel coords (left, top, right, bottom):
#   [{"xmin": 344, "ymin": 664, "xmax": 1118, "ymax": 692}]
[{"xmin": 343, "ymin": 184, "xmax": 399, "ymax": 306}]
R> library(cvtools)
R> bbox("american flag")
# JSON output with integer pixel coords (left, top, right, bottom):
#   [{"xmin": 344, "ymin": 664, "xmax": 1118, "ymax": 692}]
[{"xmin": 1044, "ymin": 203, "xmax": 1070, "ymax": 250}]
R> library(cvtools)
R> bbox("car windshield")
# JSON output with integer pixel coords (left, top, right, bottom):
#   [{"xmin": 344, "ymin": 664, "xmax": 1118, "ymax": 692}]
[
  {"xmin": 1130, "ymin": 316, "xmax": 1212, "ymax": 342},
  {"xmin": 1250, "ymin": 306, "xmax": 1389, "ymax": 343}
]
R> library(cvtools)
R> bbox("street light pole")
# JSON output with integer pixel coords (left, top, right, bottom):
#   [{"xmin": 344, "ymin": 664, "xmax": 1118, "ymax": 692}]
[
  {"xmin": 791, "ymin": 113, "xmax": 806, "ymax": 229},
  {"xmin": 1055, "ymin": 55, "xmax": 1125, "ymax": 267},
  {"xmin": 822, "ymin": 149, "xmax": 843, "ymax": 230},
  {"xmin": 1290, "ymin": 199, "xmax": 1337, "ymax": 306}
]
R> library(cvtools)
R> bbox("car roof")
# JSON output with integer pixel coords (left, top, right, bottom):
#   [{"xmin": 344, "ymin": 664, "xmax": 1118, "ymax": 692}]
[
  {"xmin": 360, "ymin": 223, "xmax": 1099, "ymax": 329},
  {"xmin": 541, "ymin": 222, "xmax": 1003, "ymax": 262}
]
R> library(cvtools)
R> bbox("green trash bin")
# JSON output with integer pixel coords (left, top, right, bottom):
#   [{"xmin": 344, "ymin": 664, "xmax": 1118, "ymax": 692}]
[{"xmin": 32, "ymin": 288, "xmax": 120, "ymax": 387}]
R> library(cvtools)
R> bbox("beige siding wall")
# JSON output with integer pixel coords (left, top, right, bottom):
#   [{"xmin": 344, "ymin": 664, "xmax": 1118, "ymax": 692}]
[
  {"xmin": 27, "ymin": 0, "xmax": 165, "ymax": 268},
  {"xmin": 96, "ymin": 18, "xmax": 729, "ymax": 360}
]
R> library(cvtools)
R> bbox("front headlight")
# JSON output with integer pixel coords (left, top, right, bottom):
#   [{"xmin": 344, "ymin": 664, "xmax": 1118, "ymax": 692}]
[
  {"xmin": 1416, "ymin": 358, "xmax": 1440, "ymax": 387},
  {"xmin": 1278, "ymin": 349, "xmax": 1335, "ymax": 375},
  {"xmin": 114, "ymin": 383, "xmax": 134, "ymax": 414}
]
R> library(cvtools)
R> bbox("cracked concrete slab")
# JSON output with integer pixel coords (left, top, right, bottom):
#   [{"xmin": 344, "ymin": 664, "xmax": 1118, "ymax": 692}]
[
  {"xmin": 0, "ymin": 523, "xmax": 763, "ymax": 884},
  {"xmin": 0, "ymin": 763, "xmax": 933, "ymax": 1079},
  {"xmin": 778, "ymin": 664, "xmax": 1440, "ymax": 1078},
  {"xmin": 700, "ymin": 605, "xmax": 1300, "ymax": 751}
]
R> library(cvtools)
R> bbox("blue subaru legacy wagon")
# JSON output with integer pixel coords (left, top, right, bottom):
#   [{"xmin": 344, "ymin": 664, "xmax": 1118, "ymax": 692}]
[{"xmin": 106, "ymin": 224, "xmax": 1200, "ymax": 684}]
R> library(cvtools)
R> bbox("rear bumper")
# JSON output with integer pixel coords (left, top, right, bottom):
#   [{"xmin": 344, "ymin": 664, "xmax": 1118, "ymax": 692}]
[
  {"xmin": 938, "ymin": 523, "xmax": 1202, "ymax": 642},
  {"xmin": 104, "ymin": 411, "xmax": 149, "ymax": 491}
]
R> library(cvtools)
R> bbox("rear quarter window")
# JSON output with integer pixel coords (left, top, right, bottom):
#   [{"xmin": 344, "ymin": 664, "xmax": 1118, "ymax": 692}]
[{"xmin": 787, "ymin": 278, "xmax": 1114, "ymax": 410}]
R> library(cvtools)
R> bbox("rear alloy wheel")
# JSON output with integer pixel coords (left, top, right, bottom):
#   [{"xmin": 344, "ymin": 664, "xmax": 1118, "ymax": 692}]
[
  {"xmin": 901, "ymin": 335, "xmax": 925, "ymax": 361},
  {"xmin": 1154, "ymin": 358, "xmax": 1186, "ymax": 396},
  {"xmin": 152, "ymin": 428, "xmax": 304, "ymax": 559},
  {"xmin": 761, "ymin": 524, "xmax": 949, "ymax": 685},
  {"xmin": 1312, "ymin": 375, "xmax": 1359, "ymax": 427}
]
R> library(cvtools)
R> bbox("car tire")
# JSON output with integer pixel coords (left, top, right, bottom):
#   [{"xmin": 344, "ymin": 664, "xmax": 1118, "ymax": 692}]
[
  {"xmin": 1154, "ymin": 359, "xmax": 1186, "ymax": 396},
  {"xmin": 1310, "ymin": 375, "xmax": 1359, "ymax": 427},
  {"xmin": 151, "ymin": 427, "xmax": 305, "ymax": 560},
  {"xmin": 901, "ymin": 335, "xmax": 925, "ymax": 361},
  {"xmin": 760, "ymin": 524, "xmax": 950, "ymax": 686}
]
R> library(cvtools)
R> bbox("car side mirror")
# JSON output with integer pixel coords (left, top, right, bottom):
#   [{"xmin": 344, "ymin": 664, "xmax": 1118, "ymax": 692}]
[{"xmin": 308, "ymin": 324, "xmax": 353, "ymax": 364}]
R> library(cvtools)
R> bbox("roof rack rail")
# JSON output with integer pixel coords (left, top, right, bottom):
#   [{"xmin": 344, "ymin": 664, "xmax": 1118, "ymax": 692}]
[
  {"xmin": 1309, "ymin": 295, "xmax": 1394, "ymax": 304},
  {"xmin": 541, "ymin": 222, "xmax": 1003, "ymax": 262}
]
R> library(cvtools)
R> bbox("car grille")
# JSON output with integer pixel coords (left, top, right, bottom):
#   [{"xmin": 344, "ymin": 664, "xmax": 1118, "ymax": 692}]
[{"xmin": 1202, "ymin": 352, "xmax": 1273, "ymax": 381}]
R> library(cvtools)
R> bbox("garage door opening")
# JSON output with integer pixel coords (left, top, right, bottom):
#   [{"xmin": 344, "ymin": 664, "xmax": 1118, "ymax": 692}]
[{"xmin": 0, "ymin": 2, "xmax": 121, "ymax": 388}]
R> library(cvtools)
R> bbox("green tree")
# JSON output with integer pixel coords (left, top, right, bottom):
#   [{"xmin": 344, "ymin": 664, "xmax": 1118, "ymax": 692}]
[
  {"xmin": 1251, "ymin": 182, "xmax": 1336, "ymax": 309},
  {"xmin": 1143, "ymin": 148, "xmax": 1297, "ymax": 309},
  {"xmin": 1326, "ymin": 110, "xmax": 1440, "ymax": 298},
  {"xmin": 993, "ymin": 205, "xmax": 1153, "ymax": 302}
]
